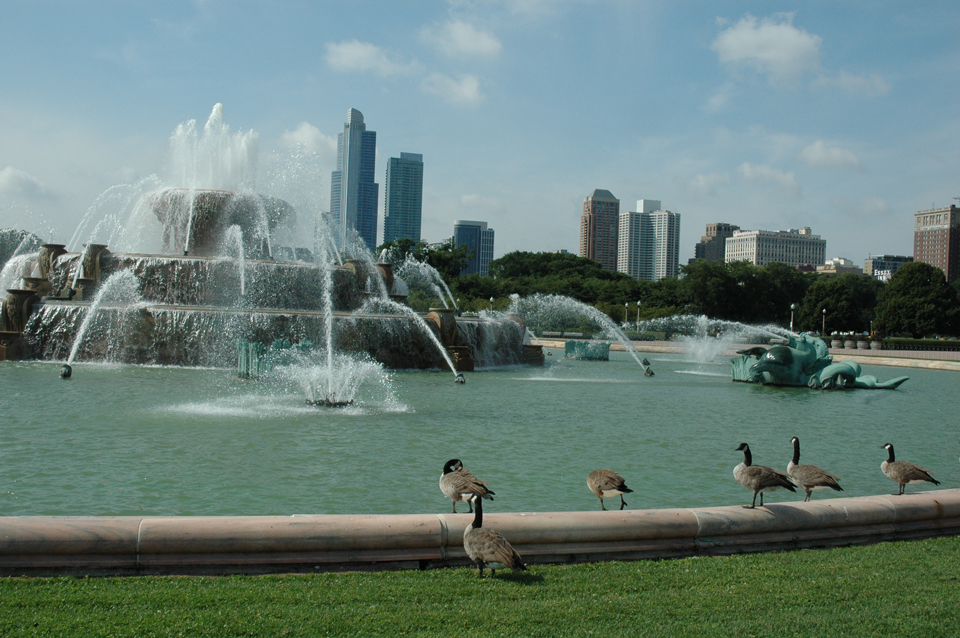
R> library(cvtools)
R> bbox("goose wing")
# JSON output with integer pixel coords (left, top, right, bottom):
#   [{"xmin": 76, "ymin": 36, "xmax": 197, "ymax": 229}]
[
  {"xmin": 789, "ymin": 463, "xmax": 842, "ymax": 489},
  {"xmin": 446, "ymin": 467, "xmax": 494, "ymax": 496},
  {"xmin": 741, "ymin": 465, "xmax": 796, "ymax": 490},
  {"xmin": 589, "ymin": 469, "xmax": 631, "ymax": 494},
  {"xmin": 888, "ymin": 461, "xmax": 939, "ymax": 484},
  {"xmin": 466, "ymin": 528, "xmax": 525, "ymax": 570}
]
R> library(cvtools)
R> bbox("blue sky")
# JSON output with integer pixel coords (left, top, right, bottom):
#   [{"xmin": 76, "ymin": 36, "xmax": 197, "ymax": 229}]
[{"xmin": 1, "ymin": 1, "xmax": 958, "ymax": 264}]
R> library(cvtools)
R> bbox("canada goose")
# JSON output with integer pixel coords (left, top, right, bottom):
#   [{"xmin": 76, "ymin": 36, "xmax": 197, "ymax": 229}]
[
  {"xmin": 881, "ymin": 443, "xmax": 940, "ymax": 495},
  {"xmin": 587, "ymin": 469, "xmax": 634, "ymax": 511},
  {"xmin": 439, "ymin": 459, "xmax": 495, "ymax": 513},
  {"xmin": 734, "ymin": 443, "xmax": 796, "ymax": 508},
  {"xmin": 462, "ymin": 494, "xmax": 526, "ymax": 578},
  {"xmin": 787, "ymin": 436, "xmax": 843, "ymax": 502}
]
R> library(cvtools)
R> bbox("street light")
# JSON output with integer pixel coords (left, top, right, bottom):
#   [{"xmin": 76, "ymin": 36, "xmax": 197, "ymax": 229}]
[
  {"xmin": 822, "ymin": 307, "xmax": 826, "ymax": 336},
  {"xmin": 636, "ymin": 301, "xmax": 642, "ymax": 323},
  {"xmin": 489, "ymin": 297, "xmax": 494, "ymax": 311},
  {"xmin": 790, "ymin": 303, "xmax": 796, "ymax": 332},
  {"xmin": 624, "ymin": 302, "xmax": 628, "ymax": 323}
]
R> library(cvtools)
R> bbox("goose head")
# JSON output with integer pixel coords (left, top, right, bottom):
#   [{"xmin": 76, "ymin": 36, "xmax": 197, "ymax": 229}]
[{"xmin": 443, "ymin": 459, "xmax": 463, "ymax": 475}]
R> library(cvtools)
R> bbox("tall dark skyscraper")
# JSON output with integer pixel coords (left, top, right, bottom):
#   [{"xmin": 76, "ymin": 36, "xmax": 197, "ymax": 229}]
[
  {"xmin": 579, "ymin": 189, "xmax": 619, "ymax": 271},
  {"xmin": 330, "ymin": 108, "xmax": 378, "ymax": 252},
  {"xmin": 382, "ymin": 152, "xmax": 423, "ymax": 244}
]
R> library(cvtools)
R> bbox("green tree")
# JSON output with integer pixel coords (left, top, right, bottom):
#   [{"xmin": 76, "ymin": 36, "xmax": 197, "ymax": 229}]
[
  {"xmin": 874, "ymin": 262, "xmax": 960, "ymax": 337},
  {"xmin": 798, "ymin": 274, "xmax": 884, "ymax": 334}
]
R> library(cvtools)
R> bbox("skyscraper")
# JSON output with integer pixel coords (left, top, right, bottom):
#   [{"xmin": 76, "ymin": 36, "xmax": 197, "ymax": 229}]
[
  {"xmin": 579, "ymin": 189, "xmax": 619, "ymax": 271},
  {"xmin": 617, "ymin": 200, "xmax": 681, "ymax": 281},
  {"xmin": 330, "ymin": 108, "xmax": 379, "ymax": 252},
  {"xmin": 382, "ymin": 152, "xmax": 423, "ymax": 245},
  {"xmin": 914, "ymin": 204, "xmax": 959, "ymax": 282},
  {"xmin": 453, "ymin": 220, "xmax": 495, "ymax": 276}
]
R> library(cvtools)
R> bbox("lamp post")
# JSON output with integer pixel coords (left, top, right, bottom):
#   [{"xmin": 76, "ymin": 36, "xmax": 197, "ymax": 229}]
[
  {"xmin": 822, "ymin": 308, "xmax": 826, "ymax": 336},
  {"xmin": 790, "ymin": 303, "xmax": 796, "ymax": 332},
  {"xmin": 636, "ymin": 301, "xmax": 642, "ymax": 323},
  {"xmin": 489, "ymin": 297, "xmax": 494, "ymax": 311},
  {"xmin": 624, "ymin": 302, "xmax": 628, "ymax": 324}
]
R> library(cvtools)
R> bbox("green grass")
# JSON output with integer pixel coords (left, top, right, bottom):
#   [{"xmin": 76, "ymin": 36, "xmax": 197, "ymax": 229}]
[{"xmin": 1, "ymin": 537, "xmax": 959, "ymax": 637}]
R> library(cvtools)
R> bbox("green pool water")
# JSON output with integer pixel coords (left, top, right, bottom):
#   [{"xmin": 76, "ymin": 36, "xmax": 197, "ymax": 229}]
[{"xmin": 0, "ymin": 350, "xmax": 956, "ymax": 516}]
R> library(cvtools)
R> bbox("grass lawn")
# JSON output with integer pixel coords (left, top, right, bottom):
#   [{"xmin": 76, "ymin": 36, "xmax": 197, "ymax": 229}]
[{"xmin": 1, "ymin": 536, "xmax": 958, "ymax": 637}]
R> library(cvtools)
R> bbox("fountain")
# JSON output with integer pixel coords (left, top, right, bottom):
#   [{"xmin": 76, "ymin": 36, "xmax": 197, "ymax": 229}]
[{"xmin": 0, "ymin": 104, "xmax": 542, "ymax": 392}]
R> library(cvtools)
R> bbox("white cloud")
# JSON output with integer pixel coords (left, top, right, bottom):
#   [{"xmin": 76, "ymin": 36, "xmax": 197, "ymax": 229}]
[
  {"xmin": 712, "ymin": 13, "xmax": 821, "ymax": 84},
  {"xmin": 324, "ymin": 40, "xmax": 421, "ymax": 76},
  {"xmin": 738, "ymin": 162, "xmax": 800, "ymax": 198},
  {"xmin": 460, "ymin": 193, "xmax": 502, "ymax": 210},
  {"xmin": 0, "ymin": 167, "xmax": 57, "ymax": 201},
  {"xmin": 421, "ymin": 73, "xmax": 484, "ymax": 105},
  {"xmin": 812, "ymin": 71, "xmax": 891, "ymax": 97},
  {"xmin": 281, "ymin": 122, "xmax": 338, "ymax": 166},
  {"xmin": 420, "ymin": 20, "xmax": 502, "ymax": 58},
  {"xmin": 797, "ymin": 140, "xmax": 861, "ymax": 169},
  {"xmin": 703, "ymin": 83, "xmax": 734, "ymax": 112},
  {"xmin": 687, "ymin": 172, "xmax": 731, "ymax": 197}
]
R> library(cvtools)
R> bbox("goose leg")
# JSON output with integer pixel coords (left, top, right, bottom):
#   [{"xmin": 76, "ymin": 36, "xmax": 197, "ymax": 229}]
[
  {"xmin": 600, "ymin": 499, "xmax": 607, "ymax": 511},
  {"xmin": 619, "ymin": 495, "xmax": 627, "ymax": 510},
  {"xmin": 759, "ymin": 493, "xmax": 764, "ymax": 507},
  {"xmin": 451, "ymin": 501, "xmax": 458, "ymax": 514},
  {"xmin": 804, "ymin": 492, "xmax": 811, "ymax": 502},
  {"xmin": 745, "ymin": 492, "xmax": 758, "ymax": 509}
]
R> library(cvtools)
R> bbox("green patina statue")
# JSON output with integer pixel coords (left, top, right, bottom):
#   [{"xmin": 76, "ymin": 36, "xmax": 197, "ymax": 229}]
[{"xmin": 731, "ymin": 333, "xmax": 909, "ymax": 389}]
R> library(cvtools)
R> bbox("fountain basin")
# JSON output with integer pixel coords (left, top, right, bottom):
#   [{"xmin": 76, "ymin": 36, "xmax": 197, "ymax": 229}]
[{"xmin": 1, "ymin": 490, "xmax": 957, "ymax": 576}]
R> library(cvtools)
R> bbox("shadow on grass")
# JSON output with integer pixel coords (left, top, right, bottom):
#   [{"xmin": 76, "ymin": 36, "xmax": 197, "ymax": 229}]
[{"xmin": 489, "ymin": 570, "xmax": 544, "ymax": 585}]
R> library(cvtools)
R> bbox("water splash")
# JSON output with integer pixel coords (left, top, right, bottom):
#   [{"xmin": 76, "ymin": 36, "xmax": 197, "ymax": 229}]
[
  {"xmin": 66, "ymin": 270, "xmax": 144, "ymax": 364},
  {"xmin": 269, "ymin": 349, "xmax": 402, "ymax": 409},
  {"xmin": 393, "ymin": 255, "xmax": 457, "ymax": 309},
  {"xmin": 221, "ymin": 225, "xmax": 246, "ymax": 298},
  {"xmin": 358, "ymin": 297, "xmax": 460, "ymax": 378},
  {"xmin": 507, "ymin": 293, "xmax": 653, "ymax": 374}
]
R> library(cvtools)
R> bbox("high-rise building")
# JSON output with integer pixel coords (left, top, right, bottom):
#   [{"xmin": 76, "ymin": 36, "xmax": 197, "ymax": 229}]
[
  {"xmin": 914, "ymin": 204, "xmax": 959, "ymax": 282},
  {"xmin": 864, "ymin": 254, "xmax": 913, "ymax": 281},
  {"xmin": 724, "ymin": 228, "xmax": 826, "ymax": 267},
  {"xmin": 694, "ymin": 222, "xmax": 740, "ymax": 262},
  {"xmin": 382, "ymin": 152, "xmax": 423, "ymax": 245},
  {"xmin": 617, "ymin": 200, "xmax": 681, "ymax": 281},
  {"xmin": 453, "ymin": 220, "xmax": 495, "ymax": 276},
  {"xmin": 330, "ymin": 108, "xmax": 379, "ymax": 252},
  {"xmin": 579, "ymin": 189, "xmax": 619, "ymax": 271}
]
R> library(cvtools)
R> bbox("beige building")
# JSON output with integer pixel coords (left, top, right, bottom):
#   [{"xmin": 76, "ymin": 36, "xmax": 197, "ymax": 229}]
[
  {"xmin": 694, "ymin": 222, "xmax": 739, "ymax": 262},
  {"xmin": 816, "ymin": 257, "xmax": 863, "ymax": 275},
  {"xmin": 725, "ymin": 227, "xmax": 826, "ymax": 267}
]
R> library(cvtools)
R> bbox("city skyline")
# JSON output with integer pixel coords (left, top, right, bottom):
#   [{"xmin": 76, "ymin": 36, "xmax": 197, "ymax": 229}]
[{"xmin": 1, "ymin": 3, "xmax": 958, "ymax": 265}]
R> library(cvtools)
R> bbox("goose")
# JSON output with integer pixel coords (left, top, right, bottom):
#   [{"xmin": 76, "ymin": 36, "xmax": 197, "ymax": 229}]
[
  {"xmin": 587, "ymin": 469, "xmax": 634, "ymax": 511},
  {"xmin": 439, "ymin": 459, "xmax": 495, "ymax": 513},
  {"xmin": 787, "ymin": 436, "xmax": 843, "ymax": 502},
  {"xmin": 881, "ymin": 443, "xmax": 940, "ymax": 495},
  {"xmin": 734, "ymin": 443, "xmax": 796, "ymax": 508},
  {"xmin": 462, "ymin": 494, "xmax": 526, "ymax": 578}
]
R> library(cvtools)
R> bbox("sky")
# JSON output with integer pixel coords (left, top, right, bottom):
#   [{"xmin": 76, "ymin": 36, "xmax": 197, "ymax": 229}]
[{"xmin": 1, "ymin": 1, "xmax": 958, "ymax": 265}]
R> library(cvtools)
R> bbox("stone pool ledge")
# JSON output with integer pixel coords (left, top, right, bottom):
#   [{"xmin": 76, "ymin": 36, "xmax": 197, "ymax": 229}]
[{"xmin": 1, "ymin": 489, "xmax": 958, "ymax": 577}]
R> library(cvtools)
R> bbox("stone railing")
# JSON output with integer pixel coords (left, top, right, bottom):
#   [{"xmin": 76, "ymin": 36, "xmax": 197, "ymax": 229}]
[{"xmin": 1, "ymin": 490, "xmax": 958, "ymax": 576}]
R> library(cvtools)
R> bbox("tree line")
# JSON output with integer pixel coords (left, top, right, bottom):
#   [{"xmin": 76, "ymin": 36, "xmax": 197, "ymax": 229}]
[{"xmin": 379, "ymin": 241, "xmax": 960, "ymax": 338}]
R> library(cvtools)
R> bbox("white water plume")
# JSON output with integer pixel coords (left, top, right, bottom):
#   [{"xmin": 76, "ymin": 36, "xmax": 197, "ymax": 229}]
[
  {"xmin": 66, "ymin": 270, "xmax": 144, "ymax": 364},
  {"xmin": 358, "ymin": 297, "xmax": 460, "ymax": 377},
  {"xmin": 393, "ymin": 255, "xmax": 456, "ymax": 308},
  {"xmin": 269, "ymin": 349, "xmax": 401, "ymax": 408}
]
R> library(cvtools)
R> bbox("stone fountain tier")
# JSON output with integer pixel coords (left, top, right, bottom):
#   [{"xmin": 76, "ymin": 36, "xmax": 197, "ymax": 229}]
[
  {"xmin": 23, "ymin": 302, "xmax": 528, "ymax": 369},
  {"xmin": 44, "ymin": 253, "xmax": 371, "ymax": 313},
  {"xmin": 150, "ymin": 188, "xmax": 295, "ymax": 257}
]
